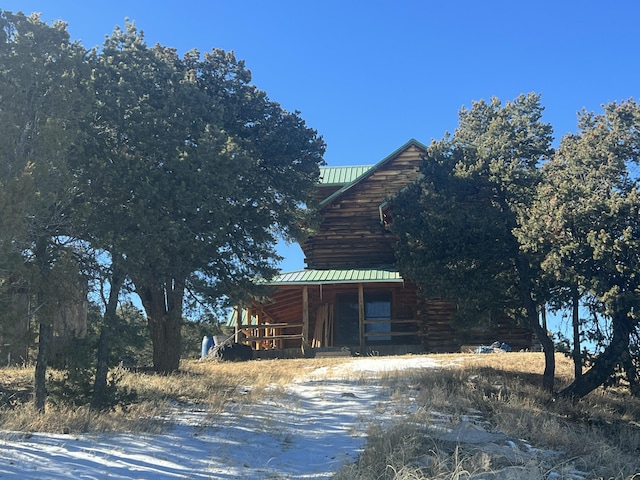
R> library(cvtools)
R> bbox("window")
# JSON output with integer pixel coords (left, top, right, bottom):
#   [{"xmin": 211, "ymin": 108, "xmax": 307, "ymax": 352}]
[
  {"xmin": 379, "ymin": 202, "xmax": 393, "ymax": 229},
  {"xmin": 365, "ymin": 293, "xmax": 392, "ymax": 342},
  {"xmin": 334, "ymin": 292, "xmax": 392, "ymax": 345}
]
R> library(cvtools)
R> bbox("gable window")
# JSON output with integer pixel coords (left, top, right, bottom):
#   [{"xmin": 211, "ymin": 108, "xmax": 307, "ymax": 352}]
[{"xmin": 379, "ymin": 202, "xmax": 393, "ymax": 229}]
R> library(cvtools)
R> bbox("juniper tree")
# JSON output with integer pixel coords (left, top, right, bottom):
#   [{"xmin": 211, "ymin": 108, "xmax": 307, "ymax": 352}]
[
  {"xmin": 390, "ymin": 93, "xmax": 557, "ymax": 391},
  {"xmin": 0, "ymin": 10, "xmax": 90, "ymax": 411},
  {"xmin": 519, "ymin": 99, "xmax": 640, "ymax": 399},
  {"xmin": 81, "ymin": 22, "xmax": 325, "ymax": 373}
]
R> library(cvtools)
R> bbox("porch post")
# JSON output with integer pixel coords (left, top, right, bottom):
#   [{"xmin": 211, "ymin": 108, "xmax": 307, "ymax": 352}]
[
  {"xmin": 302, "ymin": 285, "xmax": 310, "ymax": 350},
  {"xmin": 358, "ymin": 283, "xmax": 365, "ymax": 350},
  {"xmin": 234, "ymin": 306, "xmax": 240, "ymax": 343},
  {"xmin": 255, "ymin": 308, "xmax": 261, "ymax": 351}
]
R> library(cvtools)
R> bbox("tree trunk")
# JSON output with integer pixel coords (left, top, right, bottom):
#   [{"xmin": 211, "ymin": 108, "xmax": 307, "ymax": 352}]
[
  {"xmin": 137, "ymin": 278, "xmax": 184, "ymax": 373},
  {"xmin": 513, "ymin": 253, "xmax": 555, "ymax": 392},
  {"xmin": 90, "ymin": 326, "xmax": 110, "ymax": 410},
  {"xmin": 33, "ymin": 236, "xmax": 55, "ymax": 413},
  {"xmin": 34, "ymin": 321, "xmax": 52, "ymax": 413},
  {"xmin": 91, "ymin": 266, "xmax": 124, "ymax": 410},
  {"xmin": 572, "ymin": 293, "xmax": 582, "ymax": 381},
  {"xmin": 148, "ymin": 312, "xmax": 182, "ymax": 373},
  {"xmin": 559, "ymin": 311, "xmax": 632, "ymax": 400},
  {"xmin": 496, "ymin": 192, "xmax": 556, "ymax": 393},
  {"xmin": 620, "ymin": 348, "xmax": 640, "ymax": 397},
  {"xmin": 530, "ymin": 308, "xmax": 556, "ymax": 392}
]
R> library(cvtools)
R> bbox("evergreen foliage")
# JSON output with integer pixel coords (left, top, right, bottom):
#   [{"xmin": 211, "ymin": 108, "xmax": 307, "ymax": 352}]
[
  {"xmin": 0, "ymin": 10, "xmax": 324, "ymax": 410},
  {"xmin": 390, "ymin": 93, "xmax": 557, "ymax": 390},
  {"xmin": 392, "ymin": 95, "xmax": 640, "ymax": 398},
  {"xmin": 78, "ymin": 21, "xmax": 326, "ymax": 373},
  {"xmin": 0, "ymin": 10, "xmax": 91, "ymax": 412},
  {"xmin": 518, "ymin": 99, "xmax": 640, "ymax": 398},
  {"xmin": 1, "ymin": 7, "xmax": 638, "ymax": 404}
]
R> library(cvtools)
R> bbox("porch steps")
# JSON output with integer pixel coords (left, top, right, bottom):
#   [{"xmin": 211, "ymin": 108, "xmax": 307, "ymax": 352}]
[{"xmin": 314, "ymin": 347, "xmax": 352, "ymax": 358}]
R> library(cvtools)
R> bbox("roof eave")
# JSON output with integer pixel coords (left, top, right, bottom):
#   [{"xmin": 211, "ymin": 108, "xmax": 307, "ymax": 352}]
[
  {"xmin": 262, "ymin": 268, "xmax": 406, "ymax": 286},
  {"xmin": 264, "ymin": 278, "xmax": 405, "ymax": 286}
]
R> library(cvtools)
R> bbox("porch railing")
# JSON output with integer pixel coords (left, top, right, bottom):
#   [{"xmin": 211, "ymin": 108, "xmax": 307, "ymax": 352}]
[
  {"xmin": 237, "ymin": 318, "xmax": 421, "ymax": 349},
  {"xmin": 236, "ymin": 322, "xmax": 304, "ymax": 349}
]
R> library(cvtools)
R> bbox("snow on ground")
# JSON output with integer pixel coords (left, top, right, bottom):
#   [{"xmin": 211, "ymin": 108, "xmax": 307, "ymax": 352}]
[{"xmin": 0, "ymin": 356, "xmax": 441, "ymax": 480}]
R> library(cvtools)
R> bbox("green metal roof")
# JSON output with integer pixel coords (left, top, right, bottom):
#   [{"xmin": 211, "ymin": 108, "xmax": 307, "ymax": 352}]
[
  {"xmin": 319, "ymin": 165, "xmax": 373, "ymax": 185},
  {"xmin": 265, "ymin": 268, "xmax": 404, "ymax": 285}
]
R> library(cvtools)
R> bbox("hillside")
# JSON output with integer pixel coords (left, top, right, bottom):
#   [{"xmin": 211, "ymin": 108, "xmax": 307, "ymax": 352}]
[{"xmin": 0, "ymin": 353, "xmax": 638, "ymax": 479}]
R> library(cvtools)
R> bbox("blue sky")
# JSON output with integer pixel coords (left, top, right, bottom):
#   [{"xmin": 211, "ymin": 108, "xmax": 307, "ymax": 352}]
[
  {"xmin": 4, "ymin": 0, "xmax": 638, "ymax": 168},
  {"xmin": 3, "ymin": 1, "xmax": 638, "ymax": 336}
]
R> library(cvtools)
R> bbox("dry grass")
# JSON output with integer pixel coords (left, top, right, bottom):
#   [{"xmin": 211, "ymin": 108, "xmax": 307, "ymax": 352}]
[
  {"xmin": 0, "ymin": 356, "xmax": 350, "ymax": 434},
  {"xmin": 335, "ymin": 353, "xmax": 640, "ymax": 480},
  {"xmin": 1, "ymin": 353, "xmax": 639, "ymax": 479}
]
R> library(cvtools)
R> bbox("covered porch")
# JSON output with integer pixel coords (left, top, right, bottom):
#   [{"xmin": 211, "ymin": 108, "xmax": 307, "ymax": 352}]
[{"xmin": 228, "ymin": 269, "xmax": 430, "ymax": 357}]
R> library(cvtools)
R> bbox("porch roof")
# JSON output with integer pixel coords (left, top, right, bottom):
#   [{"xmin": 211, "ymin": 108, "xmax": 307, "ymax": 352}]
[{"xmin": 265, "ymin": 268, "xmax": 404, "ymax": 285}]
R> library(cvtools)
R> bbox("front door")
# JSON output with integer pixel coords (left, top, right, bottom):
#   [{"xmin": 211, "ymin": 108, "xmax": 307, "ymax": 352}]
[{"xmin": 334, "ymin": 293, "xmax": 359, "ymax": 345}]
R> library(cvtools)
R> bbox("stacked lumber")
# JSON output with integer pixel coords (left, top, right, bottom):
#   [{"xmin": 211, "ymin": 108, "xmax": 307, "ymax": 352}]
[{"xmin": 311, "ymin": 303, "xmax": 333, "ymax": 348}]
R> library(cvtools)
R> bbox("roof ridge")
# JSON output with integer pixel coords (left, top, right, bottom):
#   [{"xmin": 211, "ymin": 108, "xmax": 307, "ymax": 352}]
[{"xmin": 320, "ymin": 164, "xmax": 373, "ymax": 169}]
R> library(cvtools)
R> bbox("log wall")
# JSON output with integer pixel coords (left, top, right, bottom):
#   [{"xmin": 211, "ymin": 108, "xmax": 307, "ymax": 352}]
[
  {"xmin": 243, "ymin": 282, "xmax": 534, "ymax": 353},
  {"xmin": 303, "ymin": 144, "xmax": 424, "ymax": 269}
]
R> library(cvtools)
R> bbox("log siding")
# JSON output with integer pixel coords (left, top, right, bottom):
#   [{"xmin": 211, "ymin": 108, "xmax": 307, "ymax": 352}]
[{"xmin": 303, "ymin": 144, "xmax": 424, "ymax": 269}]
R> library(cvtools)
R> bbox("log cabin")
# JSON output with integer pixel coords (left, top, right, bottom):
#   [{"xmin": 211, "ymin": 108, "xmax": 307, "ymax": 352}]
[{"xmin": 228, "ymin": 139, "xmax": 534, "ymax": 357}]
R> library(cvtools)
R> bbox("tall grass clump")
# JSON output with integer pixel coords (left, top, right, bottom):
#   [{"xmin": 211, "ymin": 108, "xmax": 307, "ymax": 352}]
[{"xmin": 334, "ymin": 422, "xmax": 491, "ymax": 480}]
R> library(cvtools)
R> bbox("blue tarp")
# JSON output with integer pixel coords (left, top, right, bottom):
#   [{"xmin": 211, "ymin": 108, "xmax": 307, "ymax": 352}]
[{"xmin": 475, "ymin": 341, "xmax": 511, "ymax": 354}]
